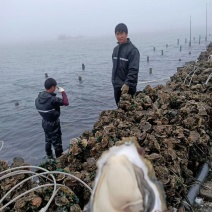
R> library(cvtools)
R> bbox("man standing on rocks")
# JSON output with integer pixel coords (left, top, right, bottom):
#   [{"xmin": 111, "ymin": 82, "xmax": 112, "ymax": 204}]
[
  {"xmin": 112, "ymin": 23, "xmax": 140, "ymax": 106},
  {"xmin": 35, "ymin": 78, "xmax": 69, "ymax": 159}
]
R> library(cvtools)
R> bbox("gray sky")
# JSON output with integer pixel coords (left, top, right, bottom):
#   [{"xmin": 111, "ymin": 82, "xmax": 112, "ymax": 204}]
[{"xmin": 0, "ymin": 0, "xmax": 212, "ymax": 43}]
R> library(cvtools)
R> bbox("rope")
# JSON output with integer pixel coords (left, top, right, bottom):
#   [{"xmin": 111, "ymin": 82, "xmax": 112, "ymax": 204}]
[
  {"xmin": 183, "ymin": 66, "xmax": 197, "ymax": 85},
  {"xmin": 137, "ymin": 78, "xmax": 169, "ymax": 85},
  {"xmin": 0, "ymin": 165, "xmax": 57, "ymax": 212},
  {"xmin": 0, "ymin": 184, "xmax": 56, "ymax": 211},
  {"xmin": 205, "ymin": 72, "xmax": 212, "ymax": 85},
  {"xmin": 0, "ymin": 166, "xmax": 92, "ymax": 192},
  {"xmin": 0, "ymin": 166, "xmax": 92, "ymax": 211},
  {"xmin": 188, "ymin": 67, "xmax": 198, "ymax": 86}
]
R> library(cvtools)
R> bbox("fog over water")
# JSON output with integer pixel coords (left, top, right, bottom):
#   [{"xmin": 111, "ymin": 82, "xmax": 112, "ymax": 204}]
[{"xmin": 0, "ymin": 0, "xmax": 212, "ymax": 44}]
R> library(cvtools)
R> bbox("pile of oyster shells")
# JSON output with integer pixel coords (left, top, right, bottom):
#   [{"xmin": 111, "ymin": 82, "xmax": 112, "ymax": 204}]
[
  {"xmin": 0, "ymin": 43, "xmax": 212, "ymax": 211},
  {"xmin": 62, "ymin": 42, "xmax": 212, "ymax": 210}
]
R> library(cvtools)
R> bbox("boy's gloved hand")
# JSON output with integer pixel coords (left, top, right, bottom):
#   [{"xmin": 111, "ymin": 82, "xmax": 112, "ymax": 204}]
[
  {"xmin": 121, "ymin": 84, "xmax": 129, "ymax": 94},
  {"xmin": 57, "ymin": 86, "xmax": 65, "ymax": 92}
]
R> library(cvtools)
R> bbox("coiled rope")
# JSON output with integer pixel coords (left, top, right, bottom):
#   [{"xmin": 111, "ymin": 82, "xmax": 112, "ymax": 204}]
[{"xmin": 0, "ymin": 165, "xmax": 92, "ymax": 211}]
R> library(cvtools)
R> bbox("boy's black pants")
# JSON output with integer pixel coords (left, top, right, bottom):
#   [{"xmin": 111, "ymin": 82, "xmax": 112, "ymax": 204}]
[{"xmin": 42, "ymin": 119, "xmax": 63, "ymax": 158}]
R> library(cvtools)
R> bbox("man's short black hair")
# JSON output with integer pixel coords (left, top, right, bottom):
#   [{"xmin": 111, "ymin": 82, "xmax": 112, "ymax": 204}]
[
  {"xmin": 44, "ymin": 78, "xmax": 57, "ymax": 90},
  {"xmin": 115, "ymin": 23, "xmax": 128, "ymax": 34}
]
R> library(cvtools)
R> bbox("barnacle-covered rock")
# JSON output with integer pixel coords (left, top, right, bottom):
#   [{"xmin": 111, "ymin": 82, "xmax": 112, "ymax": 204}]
[
  {"xmin": 14, "ymin": 198, "xmax": 26, "ymax": 211},
  {"xmin": 70, "ymin": 204, "xmax": 82, "ymax": 211},
  {"xmin": 55, "ymin": 195, "xmax": 69, "ymax": 206},
  {"xmin": 0, "ymin": 160, "xmax": 9, "ymax": 173}
]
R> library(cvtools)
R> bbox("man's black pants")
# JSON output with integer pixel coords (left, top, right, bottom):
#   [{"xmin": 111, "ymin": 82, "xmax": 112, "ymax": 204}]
[
  {"xmin": 42, "ymin": 119, "xmax": 63, "ymax": 158},
  {"xmin": 114, "ymin": 86, "xmax": 136, "ymax": 106}
]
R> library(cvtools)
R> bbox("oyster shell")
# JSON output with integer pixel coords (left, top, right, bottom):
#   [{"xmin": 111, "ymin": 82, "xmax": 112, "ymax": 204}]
[
  {"xmin": 31, "ymin": 196, "xmax": 42, "ymax": 207},
  {"xmin": 85, "ymin": 138, "xmax": 167, "ymax": 212},
  {"xmin": 70, "ymin": 204, "xmax": 82, "ymax": 211},
  {"xmin": 55, "ymin": 195, "xmax": 69, "ymax": 206}
]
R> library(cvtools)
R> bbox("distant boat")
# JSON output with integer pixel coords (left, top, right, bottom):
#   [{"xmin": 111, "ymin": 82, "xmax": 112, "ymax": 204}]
[{"xmin": 58, "ymin": 35, "xmax": 83, "ymax": 40}]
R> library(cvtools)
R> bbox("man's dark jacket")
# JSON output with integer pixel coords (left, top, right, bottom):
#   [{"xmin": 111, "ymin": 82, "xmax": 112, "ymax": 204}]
[
  {"xmin": 112, "ymin": 38, "xmax": 140, "ymax": 88},
  {"xmin": 35, "ymin": 91, "xmax": 64, "ymax": 123}
]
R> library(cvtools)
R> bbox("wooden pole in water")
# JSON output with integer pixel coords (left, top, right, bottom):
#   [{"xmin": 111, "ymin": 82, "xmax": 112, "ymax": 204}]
[
  {"xmin": 185, "ymin": 38, "xmax": 187, "ymax": 44},
  {"xmin": 177, "ymin": 39, "xmax": 179, "ymax": 45},
  {"xmin": 206, "ymin": 3, "xmax": 208, "ymax": 41},
  {"xmin": 153, "ymin": 47, "xmax": 155, "ymax": 51},
  {"xmin": 149, "ymin": 68, "xmax": 152, "ymax": 74},
  {"xmin": 161, "ymin": 50, "xmax": 163, "ymax": 55},
  {"xmin": 199, "ymin": 35, "xmax": 201, "ymax": 44},
  {"xmin": 180, "ymin": 46, "xmax": 182, "ymax": 51},
  {"xmin": 147, "ymin": 56, "xmax": 149, "ymax": 62},
  {"xmin": 189, "ymin": 16, "xmax": 191, "ymax": 47}
]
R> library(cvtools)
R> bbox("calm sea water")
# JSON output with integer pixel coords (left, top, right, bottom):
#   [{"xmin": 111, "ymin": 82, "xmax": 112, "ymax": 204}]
[{"xmin": 0, "ymin": 29, "xmax": 211, "ymax": 165}]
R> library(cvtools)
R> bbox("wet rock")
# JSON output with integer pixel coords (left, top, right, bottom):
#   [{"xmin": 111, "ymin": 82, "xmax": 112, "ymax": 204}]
[
  {"xmin": 70, "ymin": 204, "xmax": 82, "ymax": 211},
  {"xmin": 199, "ymin": 181, "xmax": 212, "ymax": 201}
]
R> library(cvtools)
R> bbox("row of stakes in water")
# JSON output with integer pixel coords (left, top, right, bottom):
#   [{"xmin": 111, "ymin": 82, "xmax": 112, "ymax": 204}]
[
  {"xmin": 45, "ymin": 36, "xmax": 209, "ymax": 79},
  {"xmin": 44, "ymin": 63, "xmax": 85, "ymax": 82},
  {"xmin": 44, "ymin": 36, "xmax": 208, "ymax": 79},
  {"xmin": 147, "ymin": 47, "xmax": 190, "ymax": 62},
  {"xmin": 150, "ymin": 36, "xmax": 208, "ymax": 59},
  {"xmin": 45, "ymin": 35, "xmax": 210, "ymax": 80},
  {"xmin": 146, "ymin": 37, "xmax": 200, "ymax": 74}
]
